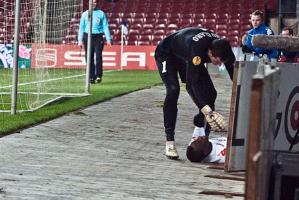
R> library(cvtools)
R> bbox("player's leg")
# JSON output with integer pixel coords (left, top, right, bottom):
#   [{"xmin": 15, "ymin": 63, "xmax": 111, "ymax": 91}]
[
  {"xmin": 83, "ymin": 33, "xmax": 95, "ymax": 83},
  {"xmin": 155, "ymin": 54, "xmax": 180, "ymax": 159},
  {"xmin": 94, "ymin": 34, "xmax": 104, "ymax": 83},
  {"xmin": 89, "ymin": 35, "xmax": 96, "ymax": 83}
]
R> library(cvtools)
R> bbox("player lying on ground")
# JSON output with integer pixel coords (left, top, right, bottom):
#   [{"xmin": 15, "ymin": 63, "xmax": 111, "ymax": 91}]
[{"xmin": 186, "ymin": 136, "xmax": 227, "ymax": 163}]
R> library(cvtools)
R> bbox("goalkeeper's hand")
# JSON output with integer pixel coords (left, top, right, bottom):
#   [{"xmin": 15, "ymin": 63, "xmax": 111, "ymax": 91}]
[{"xmin": 201, "ymin": 105, "xmax": 227, "ymax": 131}]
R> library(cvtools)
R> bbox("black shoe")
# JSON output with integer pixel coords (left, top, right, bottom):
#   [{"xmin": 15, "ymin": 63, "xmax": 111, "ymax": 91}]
[
  {"xmin": 90, "ymin": 79, "xmax": 95, "ymax": 84},
  {"xmin": 96, "ymin": 77, "xmax": 102, "ymax": 83}
]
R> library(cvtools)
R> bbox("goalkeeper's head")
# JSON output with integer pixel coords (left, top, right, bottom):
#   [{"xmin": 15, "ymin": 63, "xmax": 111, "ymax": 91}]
[
  {"xmin": 186, "ymin": 136, "xmax": 212, "ymax": 162},
  {"xmin": 211, "ymin": 38, "xmax": 235, "ymax": 65},
  {"xmin": 210, "ymin": 38, "xmax": 236, "ymax": 80}
]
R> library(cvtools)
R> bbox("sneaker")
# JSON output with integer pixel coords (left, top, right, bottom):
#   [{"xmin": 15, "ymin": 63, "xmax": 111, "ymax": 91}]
[
  {"xmin": 165, "ymin": 141, "xmax": 179, "ymax": 159},
  {"xmin": 96, "ymin": 77, "xmax": 102, "ymax": 83},
  {"xmin": 90, "ymin": 79, "xmax": 95, "ymax": 84}
]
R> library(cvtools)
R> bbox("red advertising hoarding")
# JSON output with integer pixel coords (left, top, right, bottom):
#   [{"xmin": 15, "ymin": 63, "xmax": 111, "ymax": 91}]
[{"xmin": 31, "ymin": 44, "xmax": 157, "ymax": 70}]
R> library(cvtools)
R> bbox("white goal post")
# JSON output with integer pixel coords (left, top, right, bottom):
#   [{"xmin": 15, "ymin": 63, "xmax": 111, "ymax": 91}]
[{"xmin": 0, "ymin": 0, "xmax": 90, "ymax": 113}]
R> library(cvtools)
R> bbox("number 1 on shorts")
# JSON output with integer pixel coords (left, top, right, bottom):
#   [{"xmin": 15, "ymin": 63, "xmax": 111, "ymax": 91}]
[{"xmin": 162, "ymin": 61, "xmax": 167, "ymax": 73}]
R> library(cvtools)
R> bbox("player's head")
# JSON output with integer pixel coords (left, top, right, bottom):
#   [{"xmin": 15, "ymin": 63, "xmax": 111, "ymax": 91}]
[
  {"xmin": 186, "ymin": 136, "xmax": 212, "ymax": 162},
  {"xmin": 250, "ymin": 10, "xmax": 263, "ymax": 28},
  {"xmin": 93, "ymin": 0, "xmax": 99, "ymax": 9},
  {"xmin": 281, "ymin": 27, "xmax": 293, "ymax": 37},
  {"xmin": 210, "ymin": 38, "xmax": 235, "ymax": 65}
]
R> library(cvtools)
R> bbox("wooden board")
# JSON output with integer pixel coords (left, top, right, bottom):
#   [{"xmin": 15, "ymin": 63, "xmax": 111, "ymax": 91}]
[
  {"xmin": 245, "ymin": 67, "xmax": 280, "ymax": 200},
  {"xmin": 225, "ymin": 61, "xmax": 258, "ymax": 171}
]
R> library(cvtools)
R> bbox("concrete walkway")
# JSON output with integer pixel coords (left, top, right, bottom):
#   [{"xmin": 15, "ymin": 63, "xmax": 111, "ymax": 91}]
[{"xmin": 0, "ymin": 70, "xmax": 244, "ymax": 200}]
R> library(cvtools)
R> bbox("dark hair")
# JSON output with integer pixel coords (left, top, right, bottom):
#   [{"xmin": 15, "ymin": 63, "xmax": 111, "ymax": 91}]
[
  {"xmin": 250, "ymin": 10, "xmax": 264, "ymax": 20},
  {"xmin": 282, "ymin": 27, "xmax": 293, "ymax": 36},
  {"xmin": 186, "ymin": 138, "xmax": 212, "ymax": 162},
  {"xmin": 211, "ymin": 38, "xmax": 235, "ymax": 64}
]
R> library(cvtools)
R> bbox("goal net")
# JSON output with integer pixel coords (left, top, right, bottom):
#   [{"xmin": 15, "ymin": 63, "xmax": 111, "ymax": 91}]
[{"xmin": 0, "ymin": 0, "xmax": 87, "ymax": 113}]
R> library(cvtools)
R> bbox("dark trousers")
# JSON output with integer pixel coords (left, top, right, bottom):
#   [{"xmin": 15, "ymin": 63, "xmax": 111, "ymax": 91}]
[
  {"xmin": 83, "ymin": 33, "xmax": 104, "ymax": 80},
  {"xmin": 155, "ymin": 54, "xmax": 216, "ymax": 141}
]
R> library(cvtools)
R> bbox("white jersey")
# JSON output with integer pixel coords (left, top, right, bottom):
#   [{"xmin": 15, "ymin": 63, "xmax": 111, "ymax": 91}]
[{"xmin": 202, "ymin": 137, "xmax": 227, "ymax": 163}]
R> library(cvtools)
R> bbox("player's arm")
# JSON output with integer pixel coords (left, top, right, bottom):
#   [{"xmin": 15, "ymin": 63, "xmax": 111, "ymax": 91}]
[
  {"xmin": 185, "ymin": 61, "xmax": 227, "ymax": 131},
  {"xmin": 102, "ymin": 12, "xmax": 112, "ymax": 45},
  {"xmin": 187, "ymin": 54, "xmax": 227, "ymax": 131},
  {"xmin": 78, "ymin": 12, "xmax": 86, "ymax": 47}
]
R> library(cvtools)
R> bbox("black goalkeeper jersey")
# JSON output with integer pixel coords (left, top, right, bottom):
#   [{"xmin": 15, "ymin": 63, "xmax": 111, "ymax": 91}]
[{"xmin": 155, "ymin": 27, "xmax": 221, "ymax": 66}]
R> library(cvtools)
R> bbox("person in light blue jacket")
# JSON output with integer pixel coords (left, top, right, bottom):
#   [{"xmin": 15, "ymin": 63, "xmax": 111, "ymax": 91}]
[
  {"xmin": 78, "ymin": 0, "xmax": 111, "ymax": 84},
  {"xmin": 245, "ymin": 10, "xmax": 278, "ymax": 60}
]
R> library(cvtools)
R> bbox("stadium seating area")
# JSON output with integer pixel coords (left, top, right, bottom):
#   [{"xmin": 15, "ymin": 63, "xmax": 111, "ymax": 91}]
[
  {"xmin": 0, "ymin": 0, "xmax": 81, "ymax": 44},
  {"xmin": 0, "ymin": 0, "xmax": 278, "ymax": 47},
  {"xmin": 81, "ymin": 0, "xmax": 278, "ymax": 47},
  {"xmin": 0, "ymin": 1, "xmax": 35, "ymax": 43}
]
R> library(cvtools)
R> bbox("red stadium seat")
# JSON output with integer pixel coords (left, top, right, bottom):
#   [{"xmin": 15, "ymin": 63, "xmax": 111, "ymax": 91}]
[
  {"xmin": 157, "ymin": 13, "xmax": 169, "ymax": 19},
  {"xmin": 168, "ymin": 18, "xmax": 181, "ymax": 25},
  {"xmin": 140, "ymin": 28, "xmax": 153, "ymax": 35},
  {"xmin": 109, "ymin": 23, "xmax": 118, "ymax": 29},
  {"xmin": 139, "ymin": 35, "xmax": 153, "ymax": 45},
  {"xmin": 228, "ymin": 35, "xmax": 239, "ymax": 47},
  {"xmin": 181, "ymin": 18, "xmax": 193, "ymax": 26},
  {"xmin": 216, "ymin": 30, "xmax": 227, "ymax": 37},
  {"xmin": 144, "ymin": 17, "xmax": 156, "ymax": 24},
  {"xmin": 181, "ymin": 13, "xmax": 194, "ymax": 20},
  {"xmin": 128, "ymin": 29, "xmax": 139, "ymax": 35},
  {"xmin": 138, "ymin": 40, "xmax": 151, "ymax": 46},
  {"xmin": 216, "ymin": 24, "xmax": 227, "ymax": 31},
  {"xmin": 155, "ymin": 18, "xmax": 168, "ymax": 25},
  {"xmin": 129, "ymin": 23, "xmax": 142, "ymax": 30},
  {"xmin": 167, "ymin": 24, "xmax": 178, "ymax": 30},
  {"xmin": 133, "ymin": 17, "xmax": 144, "ymax": 24},
  {"xmin": 127, "ymin": 40, "xmax": 138, "ymax": 46},
  {"xmin": 153, "ymin": 29, "xmax": 165, "ymax": 35},
  {"xmin": 134, "ymin": 13, "xmax": 146, "ymax": 18},
  {"xmin": 127, "ymin": 34, "xmax": 139, "ymax": 45},
  {"xmin": 122, "ymin": 12, "xmax": 134, "ymax": 19},
  {"xmin": 228, "ymin": 30, "xmax": 239, "ymax": 37},
  {"xmin": 152, "ymin": 35, "xmax": 165, "ymax": 45},
  {"xmin": 143, "ymin": 23, "xmax": 154, "ymax": 29},
  {"xmin": 166, "ymin": 29, "xmax": 177, "ymax": 36}
]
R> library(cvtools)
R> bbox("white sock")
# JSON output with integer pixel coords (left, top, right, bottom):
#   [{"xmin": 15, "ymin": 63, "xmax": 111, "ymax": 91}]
[
  {"xmin": 192, "ymin": 126, "xmax": 205, "ymax": 138},
  {"xmin": 166, "ymin": 141, "xmax": 175, "ymax": 146}
]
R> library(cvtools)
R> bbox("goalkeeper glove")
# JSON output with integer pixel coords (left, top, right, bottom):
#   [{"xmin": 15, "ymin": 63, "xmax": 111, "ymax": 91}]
[{"xmin": 201, "ymin": 105, "xmax": 227, "ymax": 131}]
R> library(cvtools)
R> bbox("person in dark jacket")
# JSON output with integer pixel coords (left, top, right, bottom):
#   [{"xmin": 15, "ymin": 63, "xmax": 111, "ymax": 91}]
[
  {"xmin": 154, "ymin": 27, "xmax": 235, "ymax": 159},
  {"xmin": 278, "ymin": 27, "xmax": 298, "ymax": 63}
]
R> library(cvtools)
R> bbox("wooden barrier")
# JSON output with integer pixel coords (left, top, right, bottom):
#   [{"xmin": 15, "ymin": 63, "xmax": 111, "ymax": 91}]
[
  {"xmin": 245, "ymin": 67, "xmax": 280, "ymax": 200},
  {"xmin": 225, "ymin": 61, "xmax": 258, "ymax": 171},
  {"xmin": 225, "ymin": 61, "xmax": 299, "ymax": 172},
  {"xmin": 252, "ymin": 34, "xmax": 299, "ymax": 52}
]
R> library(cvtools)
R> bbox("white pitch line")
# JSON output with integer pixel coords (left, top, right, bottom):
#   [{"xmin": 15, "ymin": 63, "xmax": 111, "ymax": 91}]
[
  {"xmin": 0, "ymin": 70, "xmax": 115, "ymax": 89},
  {"xmin": 0, "ymin": 74, "xmax": 85, "ymax": 89}
]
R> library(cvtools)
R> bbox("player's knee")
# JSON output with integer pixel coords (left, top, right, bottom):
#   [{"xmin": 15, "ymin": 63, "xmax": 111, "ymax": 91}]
[{"xmin": 166, "ymin": 85, "xmax": 180, "ymax": 98}]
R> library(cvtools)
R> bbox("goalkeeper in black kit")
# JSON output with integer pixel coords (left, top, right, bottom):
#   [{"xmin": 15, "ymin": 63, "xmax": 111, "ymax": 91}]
[{"xmin": 154, "ymin": 27, "xmax": 235, "ymax": 160}]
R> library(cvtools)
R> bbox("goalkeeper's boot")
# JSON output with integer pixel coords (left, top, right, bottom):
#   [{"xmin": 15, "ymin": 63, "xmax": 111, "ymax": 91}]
[{"xmin": 165, "ymin": 141, "xmax": 179, "ymax": 159}]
